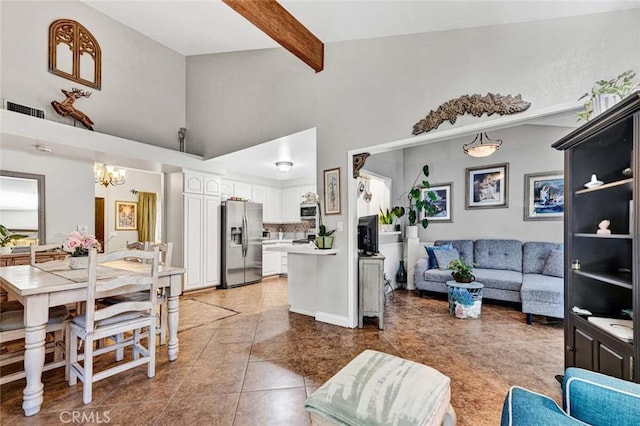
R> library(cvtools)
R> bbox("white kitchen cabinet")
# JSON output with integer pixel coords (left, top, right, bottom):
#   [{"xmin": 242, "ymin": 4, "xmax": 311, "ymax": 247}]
[
  {"xmin": 220, "ymin": 180, "xmax": 233, "ymax": 200},
  {"xmin": 281, "ymin": 252, "xmax": 288, "ymax": 275},
  {"xmin": 252, "ymin": 185, "xmax": 267, "ymax": 220},
  {"xmin": 262, "ymin": 249, "xmax": 281, "ymax": 276},
  {"xmin": 281, "ymin": 185, "xmax": 316, "ymax": 223},
  {"xmin": 166, "ymin": 171, "xmax": 221, "ymax": 292},
  {"xmin": 234, "ymin": 181, "xmax": 252, "ymax": 200}
]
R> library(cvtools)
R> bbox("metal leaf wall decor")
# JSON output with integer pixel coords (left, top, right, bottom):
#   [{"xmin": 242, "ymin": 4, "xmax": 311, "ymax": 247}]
[{"xmin": 412, "ymin": 93, "xmax": 531, "ymax": 135}]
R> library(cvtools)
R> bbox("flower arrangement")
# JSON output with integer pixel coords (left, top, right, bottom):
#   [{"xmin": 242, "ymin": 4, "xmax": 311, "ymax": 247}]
[
  {"xmin": 302, "ymin": 191, "xmax": 336, "ymax": 248},
  {"xmin": 62, "ymin": 231, "xmax": 101, "ymax": 257}
]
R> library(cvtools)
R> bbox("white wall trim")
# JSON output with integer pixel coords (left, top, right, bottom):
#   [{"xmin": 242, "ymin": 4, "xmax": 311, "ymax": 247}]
[{"xmin": 315, "ymin": 311, "xmax": 351, "ymax": 328}]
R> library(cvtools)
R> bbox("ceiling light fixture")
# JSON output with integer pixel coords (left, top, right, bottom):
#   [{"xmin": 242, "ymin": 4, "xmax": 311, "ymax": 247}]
[
  {"xmin": 463, "ymin": 132, "xmax": 503, "ymax": 157},
  {"xmin": 275, "ymin": 161, "xmax": 293, "ymax": 173},
  {"xmin": 95, "ymin": 163, "xmax": 126, "ymax": 187}
]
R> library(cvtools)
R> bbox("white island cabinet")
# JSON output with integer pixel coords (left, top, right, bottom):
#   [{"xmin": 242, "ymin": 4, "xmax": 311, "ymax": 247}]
[
  {"xmin": 167, "ymin": 170, "xmax": 221, "ymax": 291},
  {"xmin": 265, "ymin": 243, "xmax": 339, "ymax": 321}
]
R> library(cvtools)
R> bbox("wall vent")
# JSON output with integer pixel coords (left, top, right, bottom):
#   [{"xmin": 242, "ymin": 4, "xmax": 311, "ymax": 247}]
[{"xmin": 6, "ymin": 101, "xmax": 45, "ymax": 119}]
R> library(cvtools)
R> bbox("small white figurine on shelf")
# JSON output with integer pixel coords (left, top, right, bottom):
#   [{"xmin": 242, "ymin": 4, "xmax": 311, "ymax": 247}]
[{"xmin": 597, "ymin": 219, "xmax": 612, "ymax": 235}]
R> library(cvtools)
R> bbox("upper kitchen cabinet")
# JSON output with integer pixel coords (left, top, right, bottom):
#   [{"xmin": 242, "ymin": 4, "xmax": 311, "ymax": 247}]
[
  {"xmin": 281, "ymin": 184, "xmax": 316, "ymax": 223},
  {"xmin": 234, "ymin": 181, "xmax": 252, "ymax": 200},
  {"xmin": 252, "ymin": 185, "xmax": 282, "ymax": 223},
  {"xmin": 183, "ymin": 171, "xmax": 221, "ymax": 195}
]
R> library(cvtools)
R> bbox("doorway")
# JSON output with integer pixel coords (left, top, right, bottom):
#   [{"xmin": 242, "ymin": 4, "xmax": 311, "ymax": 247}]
[{"xmin": 94, "ymin": 197, "xmax": 105, "ymax": 252}]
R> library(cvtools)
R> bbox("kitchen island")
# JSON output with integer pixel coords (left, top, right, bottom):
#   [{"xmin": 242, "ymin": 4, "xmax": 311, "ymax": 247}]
[{"xmin": 265, "ymin": 242, "xmax": 339, "ymax": 322}]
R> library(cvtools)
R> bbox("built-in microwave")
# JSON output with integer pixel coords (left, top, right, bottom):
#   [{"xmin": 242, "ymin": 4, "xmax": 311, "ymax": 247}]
[{"xmin": 300, "ymin": 203, "xmax": 317, "ymax": 219}]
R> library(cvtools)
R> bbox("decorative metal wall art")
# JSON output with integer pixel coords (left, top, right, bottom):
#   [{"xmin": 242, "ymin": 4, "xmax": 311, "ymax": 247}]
[
  {"xmin": 49, "ymin": 19, "xmax": 102, "ymax": 90},
  {"xmin": 352, "ymin": 152, "xmax": 370, "ymax": 178},
  {"xmin": 412, "ymin": 93, "xmax": 531, "ymax": 135},
  {"xmin": 51, "ymin": 88, "xmax": 95, "ymax": 130}
]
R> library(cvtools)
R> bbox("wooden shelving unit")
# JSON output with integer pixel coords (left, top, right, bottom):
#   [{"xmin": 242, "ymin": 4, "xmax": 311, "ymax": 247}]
[{"xmin": 552, "ymin": 91, "xmax": 640, "ymax": 383}]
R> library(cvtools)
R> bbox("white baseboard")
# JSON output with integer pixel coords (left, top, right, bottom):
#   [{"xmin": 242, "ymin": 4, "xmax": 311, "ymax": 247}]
[
  {"xmin": 315, "ymin": 311, "xmax": 351, "ymax": 328},
  {"xmin": 289, "ymin": 307, "xmax": 316, "ymax": 317}
]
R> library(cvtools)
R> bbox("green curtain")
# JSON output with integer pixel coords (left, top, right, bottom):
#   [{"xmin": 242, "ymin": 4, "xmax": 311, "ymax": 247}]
[{"xmin": 137, "ymin": 192, "xmax": 157, "ymax": 242}]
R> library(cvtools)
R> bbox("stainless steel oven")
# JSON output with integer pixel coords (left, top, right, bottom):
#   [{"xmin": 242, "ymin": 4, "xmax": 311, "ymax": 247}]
[{"xmin": 300, "ymin": 203, "xmax": 317, "ymax": 219}]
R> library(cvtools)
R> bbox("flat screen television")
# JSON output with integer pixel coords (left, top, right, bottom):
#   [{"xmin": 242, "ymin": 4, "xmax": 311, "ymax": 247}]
[{"xmin": 357, "ymin": 214, "xmax": 379, "ymax": 256}]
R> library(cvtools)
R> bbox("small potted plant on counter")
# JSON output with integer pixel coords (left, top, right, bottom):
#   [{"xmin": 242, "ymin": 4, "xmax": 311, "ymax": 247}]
[
  {"xmin": 303, "ymin": 191, "xmax": 337, "ymax": 249},
  {"xmin": 448, "ymin": 258, "xmax": 475, "ymax": 283},
  {"xmin": 378, "ymin": 208, "xmax": 395, "ymax": 232},
  {"xmin": 0, "ymin": 224, "xmax": 27, "ymax": 255}
]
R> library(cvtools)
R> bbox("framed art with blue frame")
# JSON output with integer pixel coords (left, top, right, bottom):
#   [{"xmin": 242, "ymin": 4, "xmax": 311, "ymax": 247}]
[
  {"xmin": 421, "ymin": 182, "xmax": 452, "ymax": 222},
  {"xmin": 524, "ymin": 171, "xmax": 564, "ymax": 221}
]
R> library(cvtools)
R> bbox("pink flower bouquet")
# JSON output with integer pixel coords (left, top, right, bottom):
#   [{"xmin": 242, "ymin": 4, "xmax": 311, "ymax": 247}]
[{"xmin": 62, "ymin": 231, "xmax": 101, "ymax": 257}]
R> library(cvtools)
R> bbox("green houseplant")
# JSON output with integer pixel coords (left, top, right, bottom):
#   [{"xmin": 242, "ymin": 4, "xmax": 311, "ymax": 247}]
[
  {"xmin": 378, "ymin": 208, "xmax": 395, "ymax": 232},
  {"xmin": 393, "ymin": 164, "xmax": 437, "ymax": 236},
  {"xmin": 577, "ymin": 70, "xmax": 640, "ymax": 121},
  {"xmin": 448, "ymin": 258, "xmax": 475, "ymax": 283},
  {"xmin": 0, "ymin": 224, "xmax": 27, "ymax": 254},
  {"xmin": 303, "ymin": 192, "xmax": 336, "ymax": 249}
]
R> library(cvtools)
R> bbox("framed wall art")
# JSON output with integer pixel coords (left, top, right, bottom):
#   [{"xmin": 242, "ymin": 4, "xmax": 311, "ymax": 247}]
[
  {"xmin": 421, "ymin": 183, "xmax": 453, "ymax": 222},
  {"xmin": 465, "ymin": 163, "xmax": 509, "ymax": 209},
  {"xmin": 523, "ymin": 171, "xmax": 564, "ymax": 221},
  {"xmin": 115, "ymin": 201, "xmax": 137, "ymax": 230},
  {"xmin": 323, "ymin": 167, "xmax": 341, "ymax": 215}
]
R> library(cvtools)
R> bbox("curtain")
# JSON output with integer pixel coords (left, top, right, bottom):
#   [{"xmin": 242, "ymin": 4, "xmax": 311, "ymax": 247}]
[{"xmin": 137, "ymin": 192, "xmax": 157, "ymax": 242}]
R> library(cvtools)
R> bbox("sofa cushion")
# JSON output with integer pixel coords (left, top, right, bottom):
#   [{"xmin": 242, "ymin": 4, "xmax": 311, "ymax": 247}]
[
  {"xmin": 523, "ymin": 242, "xmax": 560, "ymax": 274},
  {"xmin": 434, "ymin": 249, "xmax": 460, "ymax": 270},
  {"xmin": 423, "ymin": 268, "xmax": 456, "ymax": 284},
  {"xmin": 474, "ymin": 240, "xmax": 523, "ymax": 272},
  {"xmin": 472, "ymin": 268, "xmax": 523, "ymax": 292},
  {"xmin": 542, "ymin": 250, "xmax": 564, "ymax": 278},
  {"xmin": 521, "ymin": 274, "xmax": 563, "ymax": 304},
  {"xmin": 425, "ymin": 243, "xmax": 453, "ymax": 269},
  {"xmin": 435, "ymin": 240, "xmax": 474, "ymax": 264}
]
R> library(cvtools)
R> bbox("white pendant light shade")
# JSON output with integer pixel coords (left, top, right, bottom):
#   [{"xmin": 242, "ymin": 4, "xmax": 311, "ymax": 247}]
[
  {"xmin": 463, "ymin": 132, "xmax": 502, "ymax": 157},
  {"xmin": 275, "ymin": 161, "xmax": 293, "ymax": 173}
]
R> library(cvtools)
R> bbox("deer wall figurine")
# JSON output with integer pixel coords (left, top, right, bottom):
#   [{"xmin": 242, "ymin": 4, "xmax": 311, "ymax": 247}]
[{"xmin": 51, "ymin": 87, "xmax": 95, "ymax": 130}]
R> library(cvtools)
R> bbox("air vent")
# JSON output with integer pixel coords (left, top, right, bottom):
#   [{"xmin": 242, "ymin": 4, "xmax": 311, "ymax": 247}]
[{"xmin": 6, "ymin": 101, "xmax": 45, "ymax": 119}]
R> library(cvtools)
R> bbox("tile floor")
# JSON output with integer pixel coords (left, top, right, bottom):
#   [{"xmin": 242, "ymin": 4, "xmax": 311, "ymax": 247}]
[{"xmin": 0, "ymin": 277, "xmax": 564, "ymax": 425}]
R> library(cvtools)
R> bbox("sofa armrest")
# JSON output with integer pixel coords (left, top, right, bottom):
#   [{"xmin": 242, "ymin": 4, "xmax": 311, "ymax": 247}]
[
  {"xmin": 563, "ymin": 367, "xmax": 640, "ymax": 426},
  {"xmin": 500, "ymin": 386, "xmax": 581, "ymax": 425},
  {"xmin": 415, "ymin": 257, "xmax": 431, "ymax": 280}
]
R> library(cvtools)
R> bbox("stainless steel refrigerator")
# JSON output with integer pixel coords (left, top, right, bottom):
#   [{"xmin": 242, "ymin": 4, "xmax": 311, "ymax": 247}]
[{"xmin": 221, "ymin": 200, "xmax": 263, "ymax": 288}]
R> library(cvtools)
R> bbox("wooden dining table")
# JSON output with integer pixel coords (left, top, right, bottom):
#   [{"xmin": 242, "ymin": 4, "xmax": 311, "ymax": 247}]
[{"xmin": 0, "ymin": 260, "xmax": 185, "ymax": 416}]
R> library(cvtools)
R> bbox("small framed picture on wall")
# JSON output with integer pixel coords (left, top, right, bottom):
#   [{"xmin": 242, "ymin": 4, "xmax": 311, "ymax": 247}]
[
  {"xmin": 523, "ymin": 171, "xmax": 564, "ymax": 221},
  {"xmin": 465, "ymin": 163, "xmax": 509, "ymax": 209},
  {"xmin": 115, "ymin": 201, "xmax": 137, "ymax": 230},
  {"xmin": 421, "ymin": 183, "xmax": 453, "ymax": 222},
  {"xmin": 323, "ymin": 167, "xmax": 341, "ymax": 215}
]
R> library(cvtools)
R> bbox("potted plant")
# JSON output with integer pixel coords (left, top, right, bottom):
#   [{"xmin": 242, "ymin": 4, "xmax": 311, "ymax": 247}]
[
  {"xmin": 303, "ymin": 192, "xmax": 337, "ymax": 249},
  {"xmin": 0, "ymin": 224, "xmax": 27, "ymax": 255},
  {"xmin": 393, "ymin": 164, "xmax": 437, "ymax": 238},
  {"xmin": 378, "ymin": 208, "xmax": 395, "ymax": 232},
  {"xmin": 577, "ymin": 70, "xmax": 640, "ymax": 121},
  {"xmin": 448, "ymin": 258, "xmax": 475, "ymax": 283}
]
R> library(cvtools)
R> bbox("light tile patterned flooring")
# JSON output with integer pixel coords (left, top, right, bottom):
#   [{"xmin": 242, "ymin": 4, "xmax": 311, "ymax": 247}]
[{"xmin": 0, "ymin": 277, "xmax": 564, "ymax": 425}]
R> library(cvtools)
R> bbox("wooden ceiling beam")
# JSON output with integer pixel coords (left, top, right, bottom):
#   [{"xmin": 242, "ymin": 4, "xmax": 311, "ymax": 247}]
[{"xmin": 222, "ymin": 0, "xmax": 324, "ymax": 72}]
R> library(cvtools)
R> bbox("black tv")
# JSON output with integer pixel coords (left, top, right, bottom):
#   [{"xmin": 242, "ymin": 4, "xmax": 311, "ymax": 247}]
[{"xmin": 357, "ymin": 214, "xmax": 379, "ymax": 256}]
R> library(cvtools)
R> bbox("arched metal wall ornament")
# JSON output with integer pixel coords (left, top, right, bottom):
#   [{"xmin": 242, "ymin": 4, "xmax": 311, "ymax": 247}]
[
  {"xmin": 352, "ymin": 153, "xmax": 370, "ymax": 178},
  {"xmin": 412, "ymin": 93, "xmax": 531, "ymax": 135},
  {"xmin": 49, "ymin": 19, "xmax": 102, "ymax": 90}
]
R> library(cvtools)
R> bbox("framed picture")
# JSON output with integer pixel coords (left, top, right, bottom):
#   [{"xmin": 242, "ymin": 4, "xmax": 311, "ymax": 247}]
[
  {"xmin": 465, "ymin": 163, "xmax": 509, "ymax": 209},
  {"xmin": 524, "ymin": 171, "xmax": 564, "ymax": 221},
  {"xmin": 115, "ymin": 201, "xmax": 138, "ymax": 230},
  {"xmin": 323, "ymin": 167, "xmax": 341, "ymax": 215},
  {"xmin": 421, "ymin": 182, "xmax": 453, "ymax": 222}
]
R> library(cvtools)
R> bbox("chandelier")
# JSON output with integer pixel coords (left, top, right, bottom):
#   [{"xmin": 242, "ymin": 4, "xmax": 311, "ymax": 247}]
[
  {"xmin": 94, "ymin": 163, "xmax": 126, "ymax": 187},
  {"xmin": 463, "ymin": 132, "xmax": 503, "ymax": 157}
]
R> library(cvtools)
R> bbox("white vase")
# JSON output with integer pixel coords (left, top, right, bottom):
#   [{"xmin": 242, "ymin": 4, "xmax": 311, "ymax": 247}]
[
  {"xmin": 592, "ymin": 94, "xmax": 621, "ymax": 118},
  {"xmin": 406, "ymin": 225, "xmax": 418, "ymax": 239},
  {"xmin": 68, "ymin": 256, "xmax": 88, "ymax": 269},
  {"xmin": 381, "ymin": 224, "xmax": 394, "ymax": 233}
]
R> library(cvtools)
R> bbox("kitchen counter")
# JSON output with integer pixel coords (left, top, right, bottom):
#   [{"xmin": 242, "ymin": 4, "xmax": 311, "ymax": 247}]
[{"xmin": 265, "ymin": 243, "xmax": 339, "ymax": 255}]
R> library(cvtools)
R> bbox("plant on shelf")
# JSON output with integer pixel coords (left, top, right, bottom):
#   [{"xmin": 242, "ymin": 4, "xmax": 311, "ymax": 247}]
[
  {"xmin": 303, "ymin": 192, "xmax": 336, "ymax": 249},
  {"xmin": 379, "ymin": 208, "xmax": 395, "ymax": 232},
  {"xmin": 0, "ymin": 224, "xmax": 27, "ymax": 254},
  {"xmin": 393, "ymin": 164, "xmax": 436, "ymax": 229},
  {"xmin": 448, "ymin": 258, "xmax": 476, "ymax": 283},
  {"xmin": 577, "ymin": 70, "xmax": 640, "ymax": 121}
]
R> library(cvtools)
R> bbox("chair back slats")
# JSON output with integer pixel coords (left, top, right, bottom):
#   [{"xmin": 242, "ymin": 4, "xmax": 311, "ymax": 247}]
[
  {"xmin": 84, "ymin": 247, "xmax": 159, "ymax": 333},
  {"xmin": 30, "ymin": 243, "xmax": 64, "ymax": 265},
  {"xmin": 126, "ymin": 241, "xmax": 150, "ymax": 251},
  {"xmin": 149, "ymin": 242, "xmax": 173, "ymax": 267}
]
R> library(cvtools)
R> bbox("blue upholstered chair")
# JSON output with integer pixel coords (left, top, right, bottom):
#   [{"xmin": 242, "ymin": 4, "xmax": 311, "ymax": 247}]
[{"xmin": 501, "ymin": 368, "xmax": 640, "ymax": 425}]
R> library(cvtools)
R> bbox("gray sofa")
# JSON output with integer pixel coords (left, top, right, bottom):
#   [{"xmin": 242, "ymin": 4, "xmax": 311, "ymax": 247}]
[{"xmin": 414, "ymin": 239, "xmax": 564, "ymax": 323}]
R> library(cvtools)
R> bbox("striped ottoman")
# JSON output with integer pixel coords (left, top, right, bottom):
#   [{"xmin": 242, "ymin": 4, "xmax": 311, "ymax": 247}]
[{"xmin": 305, "ymin": 350, "xmax": 456, "ymax": 425}]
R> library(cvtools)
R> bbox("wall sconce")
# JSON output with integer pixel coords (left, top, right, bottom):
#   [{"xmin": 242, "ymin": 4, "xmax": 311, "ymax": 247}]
[
  {"xmin": 275, "ymin": 161, "xmax": 293, "ymax": 173},
  {"xmin": 463, "ymin": 132, "xmax": 503, "ymax": 157},
  {"xmin": 95, "ymin": 163, "xmax": 126, "ymax": 187}
]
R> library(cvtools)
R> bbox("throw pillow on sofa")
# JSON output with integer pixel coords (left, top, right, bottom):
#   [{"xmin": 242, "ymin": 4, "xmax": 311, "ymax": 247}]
[
  {"xmin": 542, "ymin": 249, "xmax": 564, "ymax": 278},
  {"xmin": 434, "ymin": 248, "xmax": 460, "ymax": 270},
  {"xmin": 425, "ymin": 243, "xmax": 453, "ymax": 269}
]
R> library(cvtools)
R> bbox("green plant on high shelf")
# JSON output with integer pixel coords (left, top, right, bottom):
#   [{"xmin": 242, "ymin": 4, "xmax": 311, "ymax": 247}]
[
  {"xmin": 392, "ymin": 164, "xmax": 437, "ymax": 229},
  {"xmin": 0, "ymin": 224, "xmax": 27, "ymax": 254},
  {"xmin": 378, "ymin": 207, "xmax": 395, "ymax": 231},
  {"xmin": 448, "ymin": 258, "xmax": 476, "ymax": 283},
  {"xmin": 577, "ymin": 70, "xmax": 640, "ymax": 121}
]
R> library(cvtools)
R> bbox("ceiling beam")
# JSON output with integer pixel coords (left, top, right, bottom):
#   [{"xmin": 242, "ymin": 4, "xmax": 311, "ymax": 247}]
[{"xmin": 222, "ymin": 0, "xmax": 324, "ymax": 72}]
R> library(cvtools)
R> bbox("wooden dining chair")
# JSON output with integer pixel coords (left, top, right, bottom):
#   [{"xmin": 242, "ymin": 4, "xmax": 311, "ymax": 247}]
[
  {"xmin": 30, "ymin": 243, "xmax": 64, "ymax": 265},
  {"xmin": 66, "ymin": 247, "xmax": 159, "ymax": 404}
]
